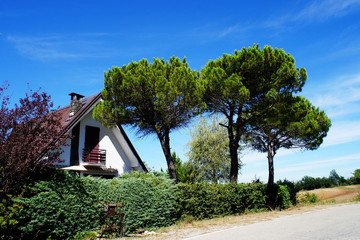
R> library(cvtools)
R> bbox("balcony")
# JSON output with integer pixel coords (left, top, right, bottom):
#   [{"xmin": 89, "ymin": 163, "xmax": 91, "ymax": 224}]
[{"xmin": 82, "ymin": 148, "xmax": 106, "ymax": 166}]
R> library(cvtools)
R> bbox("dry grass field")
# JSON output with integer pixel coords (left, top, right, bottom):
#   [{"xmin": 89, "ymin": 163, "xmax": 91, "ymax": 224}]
[{"xmin": 298, "ymin": 185, "xmax": 360, "ymax": 203}]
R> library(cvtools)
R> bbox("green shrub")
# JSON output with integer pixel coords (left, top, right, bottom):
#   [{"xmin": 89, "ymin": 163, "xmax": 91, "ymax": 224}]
[
  {"xmin": 348, "ymin": 169, "xmax": 360, "ymax": 184},
  {"xmin": 95, "ymin": 172, "xmax": 178, "ymax": 233},
  {"xmin": 297, "ymin": 192, "xmax": 319, "ymax": 204},
  {"xmin": 274, "ymin": 185, "xmax": 291, "ymax": 210},
  {"xmin": 16, "ymin": 171, "xmax": 102, "ymax": 240},
  {"xmin": 220, "ymin": 183, "xmax": 267, "ymax": 214},
  {"xmin": 73, "ymin": 231, "xmax": 97, "ymax": 240},
  {"xmin": 175, "ymin": 182, "xmax": 267, "ymax": 220},
  {"xmin": 276, "ymin": 179, "xmax": 298, "ymax": 205},
  {"xmin": 0, "ymin": 191, "xmax": 23, "ymax": 240},
  {"xmin": 175, "ymin": 183, "xmax": 225, "ymax": 219},
  {"xmin": 7, "ymin": 170, "xmax": 281, "ymax": 237}
]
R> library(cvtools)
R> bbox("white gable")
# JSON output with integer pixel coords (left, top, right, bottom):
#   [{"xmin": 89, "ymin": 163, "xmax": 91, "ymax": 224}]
[{"xmin": 58, "ymin": 106, "xmax": 145, "ymax": 176}]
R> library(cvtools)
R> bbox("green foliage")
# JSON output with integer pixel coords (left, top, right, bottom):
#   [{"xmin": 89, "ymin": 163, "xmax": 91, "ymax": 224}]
[
  {"xmin": 274, "ymin": 185, "xmax": 291, "ymax": 210},
  {"xmin": 172, "ymin": 152, "xmax": 197, "ymax": 183},
  {"xmin": 296, "ymin": 176, "xmax": 330, "ymax": 190},
  {"xmin": 175, "ymin": 182, "xmax": 267, "ymax": 220},
  {"xmin": 202, "ymin": 45, "xmax": 307, "ymax": 182},
  {"xmin": 175, "ymin": 183, "xmax": 225, "ymax": 219},
  {"xmin": 265, "ymin": 184, "xmax": 292, "ymax": 209},
  {"xmin": 329, "ymin": 169, "xmax": 347, "ymax": 186},
  {"xmin": 296, "ymin": 170, "xmax": 349, "ymax": 191},
  {"xmin": 2, "ymin": 170, "xmax": 319, "ymax": 238},
  {"xmin": 276, "ymin": 179, "xmax": 298, "ymax": 205},
  {"xmin": 15, "ymin": 171, "xmax": 102, "ymax": 240},
  {"xmin": 187, "ymin": 116, "xmax": 240, "ymax": 183},
  {"xmin": 354, "ymin": 169, "xmax": 360, "ymax": 180},
  {"xmin": 0, "ymin": 191, "xmax": 23, "ymax": 240},
  {"xmin": 95, "ymin": 172, "xmax": 178, "ymax": 233},
  {"xmin": 298, "ymin": 192, "xmax": 319, "ymax": 204},
  {"xmin": 246, "ymin": 96, "xmax": 331, "ymax": 186},
  {"xmin": 94, "ymin": 56, "xmax": 206, "ymax": 180},
  {"xmin": 349, "ymin": 169, "xmax": 360, "ymax": 184},
  {"xmin": 220, "ymin": 183, "xmax": 267, "ymax": 213},
  {"xmin": 73, "ymin": 231, "xmax": 97, "ymax": 240}
]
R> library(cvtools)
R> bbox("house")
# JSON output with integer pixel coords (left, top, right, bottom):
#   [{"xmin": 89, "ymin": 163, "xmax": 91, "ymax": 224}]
[{"xmin": 55, "ymin": 92, "xmax": 147, "ymax": 178}]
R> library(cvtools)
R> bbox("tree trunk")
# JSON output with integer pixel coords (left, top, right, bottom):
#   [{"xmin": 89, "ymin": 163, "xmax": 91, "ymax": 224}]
[
  {"xmin": 267, "ymin": 144, "xmax": 275, "ymax": 187},
  {"xmin": 228, "ymin": 127, "xmax": 239, "ymax": 183},
  {"xmin": 158, "ymin": 131, "xmax": 178, "ymax": 183},
  {"xmin": 266, "ymin": 143, "xmax": 277, "ymax": 208}
]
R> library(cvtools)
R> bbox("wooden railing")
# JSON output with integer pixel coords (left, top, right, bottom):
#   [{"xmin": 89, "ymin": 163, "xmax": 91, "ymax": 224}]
[{"xmin": 82, "ymin": 148, "xmax": 106, "ymax": 164}]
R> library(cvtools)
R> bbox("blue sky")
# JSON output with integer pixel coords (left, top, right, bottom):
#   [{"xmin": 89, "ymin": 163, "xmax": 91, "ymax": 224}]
[{"xmin": 1, "ymin": 0, "xmax": 360, "ymax": 182}]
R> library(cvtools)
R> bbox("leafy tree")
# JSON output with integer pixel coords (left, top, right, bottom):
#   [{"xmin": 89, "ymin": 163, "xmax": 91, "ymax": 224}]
[
  {"xmin": 0, "ymin": 84, "xmax": 69, "ymax": 194},
  {"xmin": 329, "ymin": 169, "xmax": 346, "ymax": 186},
  {"xmin": 245, "ymin": 96, "xmax": 331, "ymax": 186},
  {"xmin": 93, "ymin": 57, "xmax": 206, "ymax": 182},
  {"xmin": 202, "ymin": 45, "xmax": 306, "ymax": 182},
  {"xmin": 348, "ymin": 169, "xmax": 360, "ymax": 184},
  {"xmin": 187, "ymin": 116, "xmax": 238, "ymax": 183},
  {"xmin": 354, "ymin": 169, "xmax": 360, "ymax": 180},
  {"xmin": 172, "ymin": 152, "xmax": 197, "ymax": 183}
]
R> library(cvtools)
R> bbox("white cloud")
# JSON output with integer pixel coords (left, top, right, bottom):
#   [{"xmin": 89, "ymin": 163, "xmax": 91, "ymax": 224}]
[
  {"xmin": 295, "ymin": 0, "xmax": 360, "ymax": 22},
  {"xmin": 217, "ymin": 25, "xmax": 239, "ymax": 38},
  {"xmin": 266, "ymin": 0, "xmax": 360, "ymax": 29},
  {"xmin": 313, "ymin": 74, "xmax": 360, "ymax": 110},
  {"xmin": 322, "ymin": 120, "xmax": 360, "ymax": 147},
  {"xmin": 241, "ymin": 152, "xmax": 360, "ymax": 182},
  {"xmin": 277, "ymin": 153, "xmax": 360, "ymax": 174},
  {"xmin": 6, "ymin": 33, "xmax": 116, "ymax": 60},
  {"xmin": 305, "ymin": 74, "xmax": 360, "ymax": 124}
]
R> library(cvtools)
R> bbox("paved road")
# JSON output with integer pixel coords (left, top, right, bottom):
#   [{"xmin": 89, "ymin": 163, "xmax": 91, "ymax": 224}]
[{"xmin": 182, "ymin": 204, "xmax": 360, "ymax": 240}]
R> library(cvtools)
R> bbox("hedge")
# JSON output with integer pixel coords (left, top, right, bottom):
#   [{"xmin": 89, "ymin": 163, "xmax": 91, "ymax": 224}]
[
  {"xmin": 2, "ymin": 171, "xmax": 291, "ymax": 239},
  {"xmin": 15, "ymin": 171, "xmax": 102, "ymax": 240},
  {"xmin": 175, "ymin": 182, "xmax": 268, "ymax": 220},
  {"xmin": 93, "ymin": 171, "xmax": 178, "ymax": 233}
]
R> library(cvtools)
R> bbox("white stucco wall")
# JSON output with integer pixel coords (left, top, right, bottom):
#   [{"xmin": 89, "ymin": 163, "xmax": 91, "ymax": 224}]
[
  {"xmin": 58, "ymin": 138, "xmax": 71, "ymax": 166},
  {"xmin": 58, "ymin": 108, "xmax": 144, "ymax": 175}
]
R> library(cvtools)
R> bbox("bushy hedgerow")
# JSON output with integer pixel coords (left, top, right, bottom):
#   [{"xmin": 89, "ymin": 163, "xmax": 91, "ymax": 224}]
[
  {"xmin": 274, "ymin": 185, "xmax": 291, "ymax": 210},
  {"xmin": 15, "ymin": 171, "xmax": 102, "ymax": 240},
  {"xmin": 92, "ymin": 172, "xmax": 178, "ymax": 233},
  {"xmin": 175, "ymin": 182, "xmax": 267, "ymax": 220},
  {"xmin": 5, "ymin": 171, "xmax": 294, "ymax": 239},
  {"xmin": 276, "ymin": 179, "xmax": 298, "ymax": 205}
]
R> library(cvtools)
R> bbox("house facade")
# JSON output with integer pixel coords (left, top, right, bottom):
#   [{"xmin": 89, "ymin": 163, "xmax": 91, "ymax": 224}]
[{"xmin": 55, "ymin": 92, "xmax": 147, "ymax": 177}]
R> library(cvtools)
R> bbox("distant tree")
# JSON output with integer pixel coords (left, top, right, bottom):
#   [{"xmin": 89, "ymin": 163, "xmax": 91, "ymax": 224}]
[
  {"xmin": 0, "ymin": 84, "xmax": 68, "ymax": 194},
  {"xmin": 349, "ymin": 169, "xmax": 360, "ymax": 184},
  {"xmin": 354, "ymin": 169, "xmax": 360, "ymax": 180},
  {"xmin": 245, "ymin": 96, "xmax": 331, "ymax": 187},
  {"xmin": 171, "ymin": 152, "xmax": 196, "ymax": 183},
  {"xmin": 187, "ymin": 116, "xmax": 239, "ymax": 183},
  {"xmin": 329, "ymin": 169, "xmax": 346, "ymax": 186},
  {"xmin": 202, "ymin": 45, "xmax": 306, "ymax": 182},
  {"xmin": 93, "ymin": 57, "xmax": 206, "ymax": 182}
]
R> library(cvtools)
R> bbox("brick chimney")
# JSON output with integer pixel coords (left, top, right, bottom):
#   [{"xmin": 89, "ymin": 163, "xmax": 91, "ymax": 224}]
[{"xmin": 69, "ymin": 93, "xmax": 85, "ymax": 117}]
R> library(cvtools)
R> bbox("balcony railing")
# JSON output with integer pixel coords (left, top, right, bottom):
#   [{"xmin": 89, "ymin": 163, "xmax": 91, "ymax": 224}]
[{"xmin": 82, "ymin": 148, "xmax": 106, "ymax": 165}]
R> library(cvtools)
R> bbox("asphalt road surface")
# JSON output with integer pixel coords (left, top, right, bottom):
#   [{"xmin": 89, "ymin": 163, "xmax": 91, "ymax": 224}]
[{"xmin": 182, "ymin": 203, "xmax": 360, "ymax": 240}]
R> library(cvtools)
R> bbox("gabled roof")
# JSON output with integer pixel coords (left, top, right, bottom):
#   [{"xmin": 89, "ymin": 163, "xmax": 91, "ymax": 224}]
[
  {"xmin": 51, "ymin": 92, "xmax": 147, "ymax": 172},
  {"xmin": 57, "ymin": 92, "xmax": 102, "ymax": 135}
]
